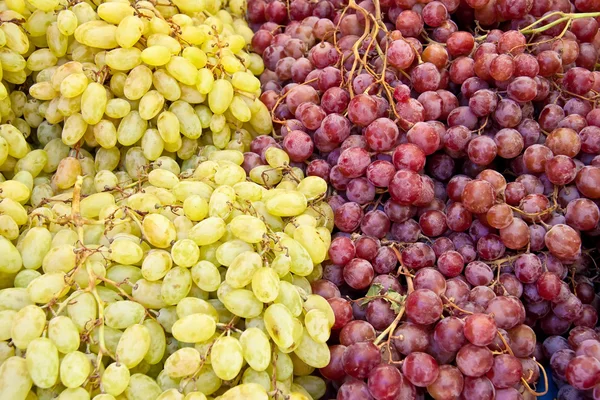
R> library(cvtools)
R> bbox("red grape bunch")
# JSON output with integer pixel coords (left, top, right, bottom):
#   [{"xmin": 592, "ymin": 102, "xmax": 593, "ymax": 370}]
[{"xmin": 243, "ymin": 0, "xmax": 600, "ymax": 398}]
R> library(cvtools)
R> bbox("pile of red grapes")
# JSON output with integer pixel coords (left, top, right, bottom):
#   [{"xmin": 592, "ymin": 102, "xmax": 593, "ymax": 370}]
[{"xmin": 244, "ymin": 0, "xmax": 600, "ymax": 397}]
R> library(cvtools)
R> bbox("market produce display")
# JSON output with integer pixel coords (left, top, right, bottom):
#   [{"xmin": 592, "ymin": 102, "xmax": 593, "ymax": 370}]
[
  {"xmin": 0, "ymin": 0, "xmax": 599, "ymax": 397},
  {"xmin": 0, "ymin": 0, "xmax": 339, "ymax": 399},
  {"xmin": 243, "ymin": 0, "xmax": 600, "ymax": 398}
]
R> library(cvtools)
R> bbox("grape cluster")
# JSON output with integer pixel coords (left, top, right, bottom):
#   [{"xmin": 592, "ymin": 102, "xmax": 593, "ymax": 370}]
[
  {"xmin": 0, "ymin": 148, "xmax": 336, "ymax": 400},
  {"xmin": 244, "ymin": 0, "xmax": 600, "ymax": 397}
]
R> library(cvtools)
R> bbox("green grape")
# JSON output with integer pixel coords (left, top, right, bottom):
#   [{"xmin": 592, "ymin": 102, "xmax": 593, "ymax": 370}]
[
  {"xmin": 275, "ymin": 281, "xmax": 303, "ymax": 317},
  {"xmin": 229, "ymin": 215, "xmax": 267, "ymax": 244},
  {"xmin": 211, "ymin": 336, "xmax": 243, "ymax": 381},
  {"xmin": 293, "ymin": 225, "xmax": 328, "ymax": 264},
  {"xmin": 239, "ymin": 328, "xmax": 271, "ymax": 372},
  {"xmin": 304, "ymin": 309, "xmax": 331, "ymax": 344},
  {"xmin": 0, "ymin": 357, "xmax": 33, "ymax": 399},
  {"xmin": 242, "ymin": 368, "xmax": 271, "ymax": 391},
  {"xmin": 274, "ymin": 234, "xmax": 313, "ymax": 277},
  {"xmin": 190, "ymin": 260, "xmax": 221, "ymax": 292},
  {"xmin": 132, "ymin": 279, "xmax": 168, "ymax": 310},
  {"xmin": 161, "ymin": 267, "xmax": 192, "ymax": 305},
  {"xmin": 116, "ymin": 324, "xmax": 151, "ymax": 369},
  {"xmin": 263, "ymin": 304, "xmax": 298, "ymax": 350},
  {"xmin": 124, "ymin": 374, "xmax": 162, "ymax": 400},
  {"xmin": 176, "ymin": 298, "xmax": 218, "ymax": 321},
  {"xmin": 105, "ymin": 300, "xmax": 146, "ymax": 330},
  {"xmin": 188, "ymin": 217, "xmax": 226, "ymax": 246},
  {"xmin": 157, "ymin": 388, "xmax": 184, "ymax": 400},
  {"xmin": 0, "ymin": 310, "xmax": 15, "ymax": 340},
  {"xmin": 27, "ymin": 271, "xmax": 69, "ymax": 303},
  {"xmin": 222, "ymin": 289, "xmax": 263, "ymax": 319},
  {"xmin": 60, "ymin": 351, "xmax": 91, "ymax": 388},
  {"xmin": 220, "ymin": 383, "xmax": 268, "ymax": 400},
  {"xmin": 171, "ymin": 313, "xmax": 216, "ymax": 343},
  {"xmin": 101, "ymin": 362, "xmax": 130, "ymax": 397},
  {"xmin": 225, "ymin": 251, "xmax": 262, "ymax": 289},
  {"xmin": 293, "ymin": 330, "xmax": 330, "ymax": 369},
  {"xmin": 143, "ymin": 319, "xmax": 167, "ymax": 365},
  {"xmin": 17, "ymin": 228, "xmax": 52, "ymax": 270},
  {"xmin": 252, "ymin": 267, "xmax": 280, "ymax": 303},
  {"xmin": 0, "ymin": 235, "xmax": 22, "ymax": 273},
  {"xmin": 142, "ymin": 250, "xmax": 172, "ymax": 281},
  {"xmin": 11, "ymin": 304, "xmax": 46, "ymax": 349},
  {"xmin": 164, "ymin": 347, "xmax": 200, "ymax": 378},
  {"xmin": 215, "ymin": 240, "xmax": 253, "ymax": 267},
  {"xmin": 26, "ymin": 337, "xmax": 59, "ymax": 389},
  {"xmin": 47, "ymin": 316, "xmax": 80, "ymax": 354}
]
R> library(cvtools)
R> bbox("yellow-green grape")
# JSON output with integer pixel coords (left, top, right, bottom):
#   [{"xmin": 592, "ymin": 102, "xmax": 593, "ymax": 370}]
[
  {"xmin": 276, "ymin": 281, "xmax": 303, "ymax": 317},
  {"xmin": 0, "ymin": 235, "xmax": 22, "ymax": 273},
  {"xmin": 0, "ymin": 310, "xmax": 15, "ymax": 340},
  {"xmin": 242, "ymin": 368, "xmax": 271, "ymax": 391},
  {"xmin": 304, "ymin": 309, "xmax": 331, "ymax": 343},
  {"xmin": 156, "ymin": 388, "xmax": 184, "ymax": 400},
  {"xmin": 42, "ymin": 244, "xmax": 76, "ymax": 274},
  {"xmin": 116, "ymin": 324, "xmax": 151, "ymax": 369},
  {"xmin": 161, "ymin": 267, "xmax": 192, "ymax": 305},
  {"xmin": 143, "ymin": 319, "xmax": 166, "ymax": 365},
  {"xmin": 25, "ymin": 337, "xmax": 59, "ymax": 389},
  {"xmin": 208, "ymin": 79, "xmax": 233, "ymax": 115},
  {"xmin": 47, "ymin": 316, "xmax": 80, "ymax": 354},
  {"xmin": 252, "ymin": 267, "xmax": 280, "ymax": 303},
  {"xmin": 183, "ymin": 195, "xmax": 208, "ymax": 221},
  {"xmin": 294, "ymin": 330, "xmax": 330, "ymax": 368},
  {"xmin": 57, "ymin": 10, "xmax": 78, "ymax": 36},
  {"xmin": 215, "ymin": 240, "xmax": 253, "ymax": 267},
  {"xmin": 105, "ymin": 300, "xmax": 146, "ymax": 330},
  {"xmin": 239, "ymin": 327, "xmax": 271, "ymax": 372},
  {"xmin": 190, "ymin": 260, "xmax": 221, "ymax": 292},
  {"xmin": 220, "ymin": 383, "xmax": 268, "ymax": 400},
  {"xmin": 171, "ymin": 239, "xmax": 199, "ymax": 268},
  {"xmin": 60, "ymin": 351, "xmax": 91, "ymax": 388},
  {"xmin": 208, "ymin": 185, "xmax": 235, "ymax": 219},
  {"xmin": 226, "ymin": 251, "xmax": 262, "ymax": 289},
  {"xmin": 14, "ymin": 269, "xmax": 41, "ymax": 288},
  {"xmin": 229, "ymin": 215, "xmax": 267, "ymax": 244},
  {"xmin": 101, "ymin": 362, "xmax": 130, "ymax": 397},
  {"xmin": 124, "ymin": 374, "xmax": 162, "ymax": 400},
  {"xmin": 265, "ymin": 190, "xmax": 308, "ymax": 217},
  {"xmin": 81, "ymin": 82, "xmax": 107, "ymax": 125},
  {"xmin": 211, "ymin": 336, "xmax": 243, "ymax": 381},
  {"xmin": 11, "ymin": 304, "xmax": 46, "ymax": 349},
  {"xmin": 0, "ymin": 357, "xmax": 32, "ymax": 399},
  {"xmin": 184, "ymin": 393, "xmax": 208, "ymax": 400},
  {"xmin": 271, "ymin": 254, "xmax": 292, "ymax": 278},
  {"xmin": 296, "ymin": 176, "xmax": 328, "ymax": 201},
  {"xmin": 274, "ymin": 234, "xmax": 313, "ymax": 277},
  {"xmin": 231, "ymin": 71, "xmax": 260, "ymax": 93},
  {"xmin": 188, "ymin": 217, "xmax": 226, "ymax": 246},
  {"xmin": 132, "ymin": 279, "xmax": 167, "ymax": 310},
  {"xmin": 166, "ymin": 57, "xmax": 198, "ymax": 86},
  {"xmin": 116, "ymin": 15, "xmax": 144, "ymax": 49},
  {"xmin": 264, "ymin": 303, "xmax": 300, "ymax": 350},
  {"xmin": 176, "ymin": 298, "xmax": 218, "ymax": 321},
  {"xmin": 27, "ymin": 271, "xmax": 69, "ymax": 303},
  {"xmin": 222, "ymin": 289, "xmax": 263, "ymax": 318},
  {"xmin": 124, "ymin": 65, "xmax": 153, "ymax": 101},
  {"xmin": 143, "ymin": 213, "xmax": 177, "ymax": 249},
  {"xmin": 142, "ymin": 250, "xmax": 172, "ymax": 281},
  {"xmin": 169, "ymin": 101, "xmax": 201, "ymax": 139},
  {"xmin": 293, "ymin": 225, "xmax": 328, "ymax": 264},
  {"xmin": 171, "ymin": 313, "xmax": 215, "ymax": 343},
  {"xmin": 164, "ymin": 347, "xmax": 200, "ymax": 379},
  {"xmin": 141, "ymin": 46, "xmax": 171, "ymax": 66},
  {"xmin": 110, "ymin": 238, "xmax": 143, "ymax": 265}
]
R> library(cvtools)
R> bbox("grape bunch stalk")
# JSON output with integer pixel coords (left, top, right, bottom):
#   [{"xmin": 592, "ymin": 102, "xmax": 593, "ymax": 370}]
[{"xmin": 246, "ymin": 0, "xmax": 600, "ymax": 397}]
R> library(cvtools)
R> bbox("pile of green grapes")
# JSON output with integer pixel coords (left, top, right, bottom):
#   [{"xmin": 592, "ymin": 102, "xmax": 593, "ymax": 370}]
[
  {"xmin": 0, "ymin": 147, "xmax": 334, "ymax": 400},
  {"xmin": 0, "ymin": 0, "xmax": 332, "ymax": 399}
]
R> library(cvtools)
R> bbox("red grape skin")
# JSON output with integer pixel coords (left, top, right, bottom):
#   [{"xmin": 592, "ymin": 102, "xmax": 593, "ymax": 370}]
[
  {"xmin": 565, "ymin": 355, "xmax": 600, "ymax": 390},
  {"xmin": 456, "ymin": 344, "xmax": 494, "ymax": 377},
  {"xmin": 368, "ymin": 364, "xmax": 404, "ymax": 400},
  {"xmin": 402, "ymin": 352, "xmax": 440, "ymax": 387},
  {"xmin": 427, "ymin": 365, "xmax": 464, "ymax": 400},
  {"xmin": 486, "ymin": 354, "xmax": 523, "ymax": 389},
  {"xmin": 342, "ymin": 341, "xmax": 381, "ymax": 379},
  {"xmin": 464, "ymin": 313, "xmax": 497, "ymax": 346},
  {"xmin": 405, "ymin": 289, "xmax": 443, "ymax": 325}
]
